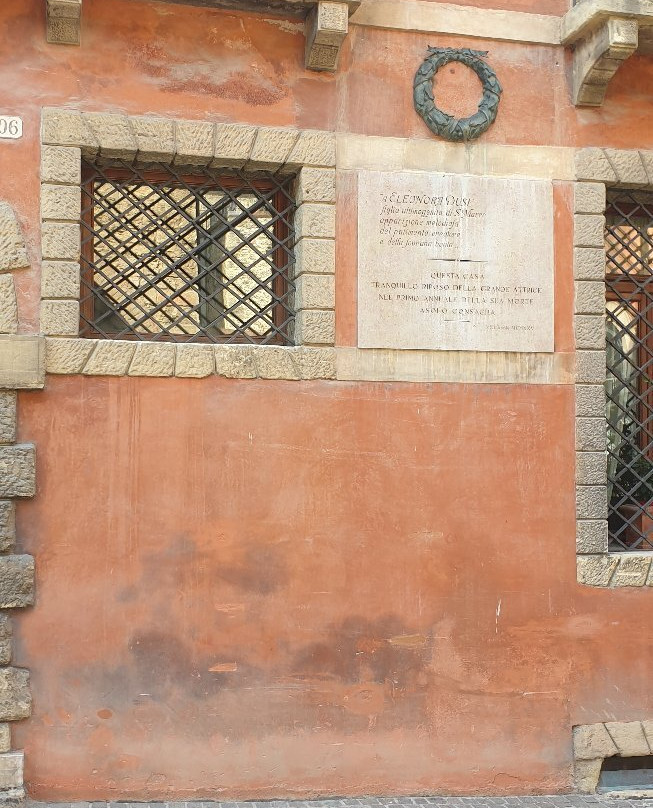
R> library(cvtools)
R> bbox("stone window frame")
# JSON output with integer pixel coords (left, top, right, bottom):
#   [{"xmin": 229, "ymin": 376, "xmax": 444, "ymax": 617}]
[
  {"xmin": 39, "ymin": 108, "xmax": 337, "ymax": 381},
  {"xmin": 573, "ymin": 720, "xmax": 653, "ymax": 793},
  {"xmin": 575, "ymin": 147, "xmax": 653, "ymax": 587}
]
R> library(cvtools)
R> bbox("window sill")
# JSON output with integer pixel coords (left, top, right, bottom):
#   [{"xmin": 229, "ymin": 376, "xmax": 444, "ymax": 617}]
[{"xmin": 577, "ymin": 551, "xmax": 653, "ymax": 587}]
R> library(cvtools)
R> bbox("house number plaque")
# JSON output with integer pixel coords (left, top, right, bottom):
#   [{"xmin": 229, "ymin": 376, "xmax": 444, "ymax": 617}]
[{"xmin": 0, "ymin": 117, "xmax": 23, "ymax": 140}]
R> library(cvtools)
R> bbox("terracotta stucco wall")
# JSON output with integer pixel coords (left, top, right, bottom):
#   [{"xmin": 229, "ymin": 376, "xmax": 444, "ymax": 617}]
[{"xmin": 1, "ymin": 0, "xmax": 652, "ymax": 798}]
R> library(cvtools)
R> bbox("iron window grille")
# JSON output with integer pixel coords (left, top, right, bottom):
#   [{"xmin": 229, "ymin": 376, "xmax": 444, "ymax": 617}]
[
  {"xmin": 605, "ymin": 189, "xmax": 653, "ymax": 551},
  {"xmin": 80, "ymin": 159, "xmax": 296, "ymax": 344}
]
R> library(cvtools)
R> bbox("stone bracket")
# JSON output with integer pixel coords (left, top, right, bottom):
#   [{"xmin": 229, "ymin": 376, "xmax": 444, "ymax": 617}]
[
  {"xmin": 305, "ymin": 1, "xmax": 359, "ymax": 71},
  {"xmin": 572, "ymin": 16, "xmax": 638, "ymax": 106},
  {"xmin": 46, "ymin": 0, "xmax": 82, "ymax": 46}
]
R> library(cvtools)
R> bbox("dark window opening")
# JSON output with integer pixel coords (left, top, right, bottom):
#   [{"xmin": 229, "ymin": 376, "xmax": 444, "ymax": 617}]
[
  {"xmin": 80, "ymin": 159, "xmax": 296, "ymax": 345},
  {"xmin": 605, "ymin": 189, "xmax": 653, "ymax": 550},
  {"xmin": 599, "ymin": 755, "xmax": 653, "ymax": 792}
]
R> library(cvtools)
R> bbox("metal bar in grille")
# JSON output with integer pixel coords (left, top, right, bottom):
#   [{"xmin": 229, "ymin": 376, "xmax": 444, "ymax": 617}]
[
  {"xmin": 79, "ymin": 159, "xmax": 296, "ymax": 345},
  {"xmin": 605, "ymin": 188, "xmax": 653, "ymax": 551}
]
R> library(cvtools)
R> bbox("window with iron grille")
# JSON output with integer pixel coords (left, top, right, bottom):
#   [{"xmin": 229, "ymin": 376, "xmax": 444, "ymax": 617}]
[
  {"xmin": 80, "ymin": 160, "xmax": 296, "ymax": 344},
  {"xmin": 605, "ymin": 189, "xmax": 653, "ymax": 551}
]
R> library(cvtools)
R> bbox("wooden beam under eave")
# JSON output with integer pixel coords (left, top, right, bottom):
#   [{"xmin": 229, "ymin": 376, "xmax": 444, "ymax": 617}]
[{"xmin": 46, "ymin": 0, "xmax": 82, "ymax": 46}]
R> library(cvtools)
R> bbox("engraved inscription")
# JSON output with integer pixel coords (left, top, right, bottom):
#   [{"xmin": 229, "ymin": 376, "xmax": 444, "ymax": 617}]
[{"xmin": 357, "ymin": 171, "xmax": 554, "ymax": 352}]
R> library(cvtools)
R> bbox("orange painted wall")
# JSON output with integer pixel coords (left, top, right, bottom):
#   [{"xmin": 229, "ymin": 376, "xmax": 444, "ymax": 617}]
[{"xmin": 1, "ymin": 0, "xmax": 653, "ymax": 799}]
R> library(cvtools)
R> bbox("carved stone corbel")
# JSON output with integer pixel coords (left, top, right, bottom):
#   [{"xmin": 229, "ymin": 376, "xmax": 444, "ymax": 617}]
[
  {"xmin": 305, "ymin": 0, "xmax": 359, "ymax": 72},
  {"xmin": 571, "ymin": 16, "xmax": 638, "ymax": 106},
  {"xmin": 46, "ymin": 0, "xmax": 82, "ymax": 46}
]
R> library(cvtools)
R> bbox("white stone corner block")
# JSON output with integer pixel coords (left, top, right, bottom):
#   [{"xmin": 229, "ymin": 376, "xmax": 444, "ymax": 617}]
[
  {"xmin": 575, "ymin": 281, "xmax": 604, "ymax": 316},
  {"xmin": 46, "ymin": 0, "xmax": 82, "ymax": 46},
  {"xmin": 575, "ymin": 350, "xmax": 606, "ymax": 385},
  {"xmin": 574, "ymin": 215, "xmax": 605, "ymax": 249},
  {"xmin": 574, "ymin": 314, "xmax": 605, "ymax": 349},
  {"xmin": 574, "ymin": 182, "xmax": 606, "ymax": 215},
  {"xmin": 0, "ymin": 203, "xmax": 28, "ymax": 273},
  {"xmin": 40, "ymin": 184, "xmax": 81, "ymax": 222},
  {"xmin": 0, "ymin": 751, "xmax": 23, "ymax": 790},
  {"xmin": 575, "ymin": 451, "xmax": 607, "ymax": 484},
  {"xmin": 295, "ymin": 273, "xmax": 335, "ymax": 310},
  {"xmin": 297, "ymin": 347, "xmax": 336, "ymax": 379},
  {"xmin": 254, "ymin": 347, "xmax": 300, "ymax": 380},
  {"xmin": 574, "ymin": 247, "xmax": 605, "ymax": 281},
  {"xmin": 576, "ymin": 384, "xmax": 606, "ymax": 418},
  {"xmin": 41, "ymin": 221, "xmax": 80, "ymax": 262},
  {"xmin": 295, "ymin": 203, "xmax": 336, "ymax": 239},
  {"xmin": 294, "ymin": 309, "xmax": 336, "ymax": 345},
  {"xmin": 576, "ymin": 485, "xmax": 608, "ymax": 520},
  {"xmin": 41, "ymin": 261, "xmax": 81, "ymax": 300},
  {"xmin": 41, "ymin": 108, "xmax": 98, "ymax": 151},
  {"xmin": 0, "ymin": 336, "xmax": 45, "ymax": 390},
  {"xmin": 294, "ymin": 237, "xmax": 336, "ymax": 276}
]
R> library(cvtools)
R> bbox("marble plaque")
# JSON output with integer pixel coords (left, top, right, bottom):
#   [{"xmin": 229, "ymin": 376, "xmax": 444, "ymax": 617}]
[{"xmin": 357, "ymin": 171, "xmax": 554, "ymax": 352}]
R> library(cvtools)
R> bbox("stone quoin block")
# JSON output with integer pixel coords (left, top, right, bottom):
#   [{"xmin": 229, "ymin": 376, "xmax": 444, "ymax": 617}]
[
  {"xmin": 297, "ymin": 167, "xmax": 336, "ymax": 205},
  {"xmin": 0, "ymin": 277, "xmax": 17, "ymax": 335},
  {"xmin": 639, "ymin": 150, "xmax": 653, "ymax": 186},
  {"xmin": 214, "ymin": 346, "xmax": 257, "ymax": 379},
  {"xmin": 610, "ymin": 556, "xmax": 652, "ymax": 588},
  {"xmin": 574, "ymin": 722, "xmax": 620, "ymax": 760},
  {"xmin": 574, "ymin": 247, "xmax": 606, "ymax": 281},
  {"xmin": 0, "ymin": 502, "xmax": 16, "ymax": 553},
  {"xmin": 0, "ymin": 615, "xmax": 12, "ymax": 666},
  {"xmin": 576, "ymin": 520, "xmax": 608, "ymax": 554},
  {"xmin": 45, "ymin": 337, "xmax": 94, "ymax": 374},
  {"xmin": 128, "ymin": 342, "xmax": 176, "ymax": 377},
  {"xmin": 577, "ymin": 554, "xmax": 619, "ymax": 586},
  {"xmin": 294, "ymin": 310, "xmax": 336, "ymax": 345},
  {"xmin": 576, "ymin": 452, "xmax": 607, "ymax": 485},
  {"xmin": 249, "ymin": 128, "xmax": 300, "ymax": 170},
  {"xmin": 41, "ymin": 261, "xmax": 80, "ymax": 300},
  {"xmin": 575, "ymin": 417, "xmax": 606, "ymax": 452},
  {"xmin": 174, "ymin": 344, "xmax": 215, "ymax": 378},
  {"xmin": 0, "ymin": 556, "xmax": 34, "ymax": 609},
  {"xmin": 575, "ymin": 148, "xmax": 618, "ymax": 183},
  {"xmin": 84, "ymin": 112, "xmax": 137, "ymax": 159},
  {"xmin": 0, "ymin": 751, "xmax": 23, "ymax": 790},
  {"xmin": 0, "ymin": 204, "xmax": 28, "ymax": 274},
  {"xmin": 41, "ymin": 221, "xmax": 80, "ymax": 262},
  {"xmin": 287, "ymin": 130, "xmax": 336, "ymax": 168},
  {"xmin": 605, "ymin": 149, "xmax": 648, "ymax": 186},
  {"xmin": 0, "ymin": 725, "xmax": 9, "ymax": 755},
  {"xmin": 604, "ymin": 720, "xmax": 651, "ymax": 754},
  {"xmin": 131, "ymin": 116, "xmax": 176, "ymax": 163},
  {"xmin": 574, "ymin": 314, "xmax": 605, "ymax": 349},
  {"xmin": 574, "ymin": 182, "xmax": 606, "ymax": 214},
  {"xmin": 0, "ymin": 668, "xmax": 30, "ymax": 721},
  {"xmin": 82, "ymin": 340, "xmax": 136, "ymax": 375},
  {"xmin": 174, "ymin": 120, "xmax": 215, "ymax": 165},
  {"xmin": 576, "ymin": 485, "xmax": 608, "ymax": 520},
  {"xmin": 40, "ymin": 145, "xmax": 81, "ymax": 185},
  {"xmin": 295, "ymin": 203, "xmax": 336, "ymax": 239},
  {"xmin": 0, "ymin": 446, "xmax": 35, "ymax": 498},
  {"xmin": 40, "ymin": 299, "xmax": 80, "ymax": 336},
  {"xmin": 576, "ymin": 384, "xmax": 606, "ymax": 418},
  {"xmin": 254, "ymin": 347, "xmax": 300, "ymax": 380},
  {"xmin": 294, "ymin": 238, "xmax": 336, "ymax": 276},
  {"xmin": 41, "ymin": 108, "xmax": 97, "ymax": 151},
  {"xmin": 296, "ymin": 347, "xmax": 336, "ymax": 379},
  {"xmin": 574, "ymin": 216, "xmax": 606, "ymax": 249},
  {"xmin": 575, "ymin": 758, "xmax": 603, "ymax": 793},
  {"xmin": 40, "ymin": 184, "xmax": 81, "ymax": 222},
  {"xmin": 213, "ymin": 124, "xmax": 257, "ymax": 168},
  {"xmin": 295, "ymin": 273, "xmax": 336, "ymax": 310},
  {"xmin": 0, "ymin": 336, "xmax": 44, "ymax": 390},
  {"xmin": 0, "ymin": 392, "xmax": 16, "ymax": 445},
  {"xmin": 575, "ymin": 350, "xmax": 606, "ymax": 384}
]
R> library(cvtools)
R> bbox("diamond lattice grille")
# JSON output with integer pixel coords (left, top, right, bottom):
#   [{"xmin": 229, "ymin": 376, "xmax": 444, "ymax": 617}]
[
  {"xmin": 605, "ymin": 189, "xmax": 653, "ymax": 550},
  {"xmin": 80, "ymin": 160, "xmax": 296, "ymax": 344}
]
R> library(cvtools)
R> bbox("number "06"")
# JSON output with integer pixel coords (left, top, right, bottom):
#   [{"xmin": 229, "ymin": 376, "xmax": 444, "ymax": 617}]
[{"xmin": 0, "ymin": 117, "xmax": 22, "ymax": 140}]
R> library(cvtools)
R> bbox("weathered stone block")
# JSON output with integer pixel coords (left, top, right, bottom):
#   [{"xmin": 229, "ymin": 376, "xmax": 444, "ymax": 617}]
[
  {"xmin": 83, "ymin": 341, "xmax": 135, "ymax": 376},
  {"xmin": 610, "ymin": 556, "xmax": 652, "ymax": 588},
  {"xmin": 175, "ymin": 120, "xmax": 215, "ymax": 165},
  {"xmin": 576, "ymin": 452, "xmax": 607, "ymax": 485},
  {"xmin": 0, "ymin": 725, "xmax": 9, "ymax": 755},
  {"xmin": 131, "ymin": 116, "xmax": 175, "ymax": 163},
  {"xmin": 0, "ymin": 668, "xmax": 29, "ymax": 720},
  {"xmin": 174, "ymin": 344, "xmax": 215, "ymax": 378},
  {"xmin": 639, "ymin": 150, "xmax": 653, "ymax": 186},
  {"xmin": 605, "ymin": 149, "xmax": 648, "ymax": 186},
  {"xmin": 295, "ymin": 274, "xmax": 335, "ymax": 310},
  {"xmin": 41, "ymin": 222, "xmax": 80, "ymax": 262},
  {"xmin": 40, "ymin": 184, "xmax": 81, "ymax": 222},
  {"xmin": 577, "ymin": 554, "xmax": 619, "ymax": 586},
  {"xmin": 575, "ymin": 350, "xmax": 606, "ymax": 384},
  {"xmin": 40, "ymin": 300, "xmax": 79, "ymax": 336},
  {"xmin": 574, "ymin": 758, "xmax": 602, "ymax": 793},
  {"xmin": 576, "ymin": 418, "xmax": 606, "ymax": 452},
  {"xmin": 574, "ymin": 247, "xmax": 606, "ymax": 281},
  {"xmin": 0, "ymin": 503, "xmax": 15, "ymax": 554},
  {"xmin": 297, "ymin": 167, "xmax": 336, "ymax": 204},
  {"xmin": 575, "ymin": 148, "xmax": 617, "ymax": 183},
  {"xmin": 0, "ymin": 204, "xmax": 28, "ymax": 274},
  {"xmin": 46, "ymin": 0, "xmax": 82, "ymax": 45},
  {"xmin": 84, "ymin": 112, "xmax": 137, "ymax": 159},
  {"xmin": 41, "ymin": 108, "xmax": 97, "ymax": 151},
  {"xmin": 0, "ymin": 556, "xmax": 34, "ymax": 609},
  {"xmin": 41, "ymin": 145, "xmax": 81, "ymax": 186},
  {"xmin": 575, "ymin": 314, "xmax": 605, "ymax": 349},
  {"xmin": 213, "ymin": 124, "xmax": 257, "ymax": 168},
  {"xmin": 574, "ymin": 214, "xmax": 605, "ymax": 248},
  {"xmin": 297, "ymin": 347, "xmax": 336, "ymax": 380},
  {"xmin": 574, "ymin": 723, "xmax": 619, "ymax": 760},
  {"xmin": 128, "ymin": 343, "xmax": 176, "ymax": 377},
  {"xmin": 214, "ymin": 346, "xmax": 257, "ymax": 379},
  {"xmin": 0, "ymin": 752, "xmax": 22, "ymax": 790},
  {"xmin": 305, "ymin": 2, "xmax": 349, "ymax": 71},
  {"xmin": 0, "ymin": 278, "xmax": 17, "ymax": 335},
  {"xmin": 45, "ymin": 337, "xmax": 94, "ymax": 375},
  {"xmin": 0, "ymin": 393, "xmax": 16, "ymax": 446},
  {"xmin": 576, "ymin": 520, "xmax": 608, "ymax": 554},
  {"xmin": 642, "ymin": 720, "xmax": 653, "ymax": 748},
  {"xmin": 0, "ymin": 447, "xmax": 35, "ymax": 499},
  {"xmin": 294, "ymin": 238, "xmax": 335, "ymax": 276},
  {"xmin": 576, "ymin": 485, "xmax": 608, "ymax": 520},
  {"xmin": 287, "ymin": 130, "xmax": 336, "ymax": 168},
  {"xmin": 41, "ymin": 261, "xmax": 80, "ymax": 300},
  {"xmin": 575, "ymin": 281, "xmax": 604, "ymax": 315},
  {"xmin": 576, "ymin": 384, "xmax": 605, "ymax": 418},
  {"xmin": 295, "ymin": 203, "xmax": 336, "ymax": 239},
  {"xmin": 294, "ymin": 310, "xmax": 335, "ymax": 345},
  {"xmin": 249, "ymin": 128, "xmax": 299, "ymax": 169},
  {"xmin": 574, "ymin": 182, "xmax": 606, "ymax": 214},
  {"xmin": 605, "ymin": 721, "xmax": 651, "ymax": 754},
  {"xmin": 254, "ymin": 347, "xmax": 299, "ymax": 380},
  {"xmin": 0, "ymin": 640, "xmax": 11, "ymax": 667}
]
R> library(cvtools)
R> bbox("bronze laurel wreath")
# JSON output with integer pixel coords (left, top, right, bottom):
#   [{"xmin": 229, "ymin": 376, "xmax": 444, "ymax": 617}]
[{"xmin": 413, "ymin": 47, "xmax": 502, "ymax": 142}]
